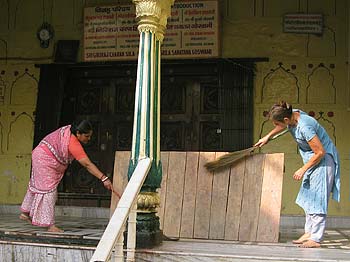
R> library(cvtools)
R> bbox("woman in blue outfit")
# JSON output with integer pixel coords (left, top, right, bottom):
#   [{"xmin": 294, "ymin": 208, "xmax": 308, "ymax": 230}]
[{"xmin": 255, "ymin": 101, "xmax": 340, "ymax": 248}]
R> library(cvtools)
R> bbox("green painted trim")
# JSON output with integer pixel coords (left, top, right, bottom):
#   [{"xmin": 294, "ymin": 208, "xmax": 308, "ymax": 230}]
[
  {"xmin": 142, "ymin": 160, "xmax": 162, "ymax": 190},
  {"xmin": 153, "ymin": 40, "xmax": 160, "ymax": 162},
  {"xmin": 145, "ymin": 32, "xmax": 152, "ymax": 157},
  {"xmin": 127, "ymin": 158, "xmax": 136, "ymax": 179},
  {"xmin": 134, "ymin": 31, "xmax": 145, "ymax": 161}
]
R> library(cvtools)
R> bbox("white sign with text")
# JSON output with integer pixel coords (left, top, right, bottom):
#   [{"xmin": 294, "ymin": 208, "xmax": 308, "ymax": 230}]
[{"xmin": 83, "ymin": 0, "xmax": 219, "ymax": 61}]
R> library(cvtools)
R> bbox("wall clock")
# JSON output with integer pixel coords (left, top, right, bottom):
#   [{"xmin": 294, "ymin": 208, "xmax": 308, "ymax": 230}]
[{"xmin": 37, "ymin": 22, "xmax": 54, "ymax": 48}]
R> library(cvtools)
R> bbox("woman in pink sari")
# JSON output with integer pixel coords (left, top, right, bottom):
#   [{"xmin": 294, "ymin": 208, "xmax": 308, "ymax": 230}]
[{"xmin": 20, "ymin": 120, "xmax": 114, "ymax": 232}]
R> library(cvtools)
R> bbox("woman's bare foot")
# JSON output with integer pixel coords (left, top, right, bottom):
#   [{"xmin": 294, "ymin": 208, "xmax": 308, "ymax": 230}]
[
  {"xmin": 292, "ymin": 233, "xmax": 310, "ymax": 244},
  {"xmin": 48, "ymin": 225, "xmax": 64, "ymax": 233},
  {"xmin": 298, "ymin": 239, "xmax": 321, "ymax": 248},
  {"xmin": 19, "ymin": 213, "xmax": 32, "ymax": 224}
]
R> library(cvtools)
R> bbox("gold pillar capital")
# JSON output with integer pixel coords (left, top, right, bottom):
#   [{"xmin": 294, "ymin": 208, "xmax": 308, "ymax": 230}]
[{"xmin": 132, "ymin": 0, "xmax": 174, "ymax": 40}]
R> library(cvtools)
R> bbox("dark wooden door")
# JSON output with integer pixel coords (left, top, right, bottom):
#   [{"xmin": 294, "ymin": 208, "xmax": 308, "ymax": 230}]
[
  {"xmin": 57, "ymin": 65, "xmax": 137, "ymax": 206},
  {"xmin": 160, "ymin": 60, "xmax": 254, "ymax": 152},
  {"xmin": 37, "ymin": 59, "xmax": 254, "ymax": 207},
  {"xmin": 160, "ymin": 64, "xmax": 222, "ymax": 151}
]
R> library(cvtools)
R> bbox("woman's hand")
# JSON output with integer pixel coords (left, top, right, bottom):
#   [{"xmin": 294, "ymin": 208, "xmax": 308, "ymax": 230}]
[
  {"xmin": 254, "ymin": 136, "xmax": 270, "ymax": 148},
  {"xmin": 101, "ymin": 176, "xmax": 122, "ymax": 198},
  {"xmin": 293, "ymin": 168, "xmax": 306, "ymax": 180},
  {"xmin": 102, "ymin": 177, "xmax": 113, "ymax": 191}
]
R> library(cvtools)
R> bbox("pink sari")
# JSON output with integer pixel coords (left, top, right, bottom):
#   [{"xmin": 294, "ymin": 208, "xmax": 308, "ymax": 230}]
[{"xmin": 21, "ymin": 125, "xmax": 74, "ymax": 227}]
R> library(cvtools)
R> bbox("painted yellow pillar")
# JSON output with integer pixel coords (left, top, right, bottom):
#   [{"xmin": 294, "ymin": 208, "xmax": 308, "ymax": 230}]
[{"xmin": 130, "ymin": 0, "xmax": 174, "ymax": 247}]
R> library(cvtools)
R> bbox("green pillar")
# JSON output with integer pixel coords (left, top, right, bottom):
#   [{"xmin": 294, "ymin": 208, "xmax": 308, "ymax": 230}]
[{"xmin": 129, "ymin": 0, "xmax": 174, "ymax": 248}]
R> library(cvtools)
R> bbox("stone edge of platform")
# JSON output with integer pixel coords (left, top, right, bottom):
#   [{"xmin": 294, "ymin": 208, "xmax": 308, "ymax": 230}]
[{"xmin": 0, "ymin": 205, "xmax": 110, "ymax": 219}]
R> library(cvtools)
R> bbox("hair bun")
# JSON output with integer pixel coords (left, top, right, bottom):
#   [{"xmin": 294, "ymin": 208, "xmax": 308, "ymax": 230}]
[{"xmin": 280, "ymin": 101, "xmax": 292, "ymax": 114}]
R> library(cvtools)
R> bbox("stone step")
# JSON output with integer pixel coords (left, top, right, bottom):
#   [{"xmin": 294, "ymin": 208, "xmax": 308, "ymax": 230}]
[
  {"xmin": 0, "ymin": 230, "xmax": 99, "ymax": 247},
  {"xmin": 0, "ymin": 240, "xmax": 94, "ymax": 262},
  {"xmin": 2, "ymin": 239, "xmax": 350, "ymax": 262},
  {"xmin": 134, "ymin": 239, "xmax": 350, "ymax": 262}
]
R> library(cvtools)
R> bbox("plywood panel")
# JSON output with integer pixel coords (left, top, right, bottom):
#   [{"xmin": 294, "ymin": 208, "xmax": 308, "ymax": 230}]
[
  {"xmin": 180, "ymin": 152, "xmax": 200, "ymax": 238},
  {"xmin": 209, "ymin": 152, "xmax": 230, "ymax": 239},
  {"xmin": 158, "ymin": 151, "xmax": 170, "ymax": 230},
  {"xmin": 193, "ymin": 152, "xmax": 215, "ymax": 239},
  {"xmin": 163, "ymin": 152, "xmax": 186, "ymax": 238},
  {"xmin": 111, "ymin": 151, "xmax": 284, "ymax": 243},
  {"xmin": 110, "ymin": 151, "xmax": 130, "ymax": 216},
  {"xmin": 257, "ymin": 153, "xmax": 284, "ymax": 242},
  {"xmin": 239, "ymin": 154, "xmax": 265, "ymax": 241},
  {"xmin": 224, "ymin": 157, "xmax": 246, "ymax": 240}
]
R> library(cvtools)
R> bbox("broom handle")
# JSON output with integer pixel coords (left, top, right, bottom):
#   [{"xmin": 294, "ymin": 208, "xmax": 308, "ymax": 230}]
[
  {"xmin": 269, "ymin": 128, "xmax": 289, "ymax": 141},
  {"xmin": 251, "ymin": 129, "xmax": 288, "ymax": 150}
]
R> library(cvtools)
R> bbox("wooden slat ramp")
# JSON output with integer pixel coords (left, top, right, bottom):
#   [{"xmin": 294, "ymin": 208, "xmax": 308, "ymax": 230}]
[{"xmin": 111, "ymin": 151, "xmax": 284, "ymax": 243}]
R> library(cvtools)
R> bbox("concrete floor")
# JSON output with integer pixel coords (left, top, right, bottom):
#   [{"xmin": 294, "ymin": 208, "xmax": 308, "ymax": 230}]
[{"xmin": 0, "ymin": 211, "xmax": 350, "ymax": 261}]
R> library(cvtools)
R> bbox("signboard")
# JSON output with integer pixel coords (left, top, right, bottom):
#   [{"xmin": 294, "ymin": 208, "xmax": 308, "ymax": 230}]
[
  {"xmin": 83, "ymin": 0, "xmax": 219, "ymax": 61},
  {"xmin": 283, "ymin": 13, "xmax": 323, "ymax": 35}
]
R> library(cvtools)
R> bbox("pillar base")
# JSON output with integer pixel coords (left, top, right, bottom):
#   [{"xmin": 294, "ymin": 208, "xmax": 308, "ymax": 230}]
[{"xmin": 136, "ymin": 212, "xmax": 163, "ymax": 248}]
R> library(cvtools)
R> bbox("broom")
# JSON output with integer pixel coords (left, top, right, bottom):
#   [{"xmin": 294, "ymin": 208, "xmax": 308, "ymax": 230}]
[{"xmin": 204, "ymin": 129, "xmax": 289, "ymax": 172}]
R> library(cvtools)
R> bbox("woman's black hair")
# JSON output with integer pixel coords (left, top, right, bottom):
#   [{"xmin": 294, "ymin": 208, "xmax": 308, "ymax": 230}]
[
  {"xmin": 269, "ymin": 101, "xmax": 293, "ymax": 122},
  {"xmin": 70, "ymin": 120, "xmax": 93, "ymax": 136}
]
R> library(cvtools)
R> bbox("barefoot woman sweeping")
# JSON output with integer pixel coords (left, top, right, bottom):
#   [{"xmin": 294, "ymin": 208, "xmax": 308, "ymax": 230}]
[
  {"xmin": 255, "ymin": 101, "xmax": 340, "ymax": 248},
  {"xmin": 20, "ymin": 120, "xmax": 114, "ymax": 232}
]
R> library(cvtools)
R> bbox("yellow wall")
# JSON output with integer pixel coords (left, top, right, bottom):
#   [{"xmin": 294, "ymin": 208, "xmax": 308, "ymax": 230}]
[
  {"xmin": 221, "ymin": 0, "xmax": 350, "ymax": 215},
  {"xmin": 0, "ymin": 65, "xmax": 39, "ymax": 203},
  {"xmin": 0, "ymin": 0, "xmax": 349, "ymax": 216},
  {"xmin": 0, "ymin": 0, "xmax": 130, "ymax": 204}
]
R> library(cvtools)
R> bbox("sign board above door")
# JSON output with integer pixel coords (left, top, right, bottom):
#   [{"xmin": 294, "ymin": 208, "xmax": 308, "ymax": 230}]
[
  {"xmin": 83, "ymin": 0, "xmax": 219, "ymax": 62},
  {"xmin": 283, "ymin": 13, "xmax": 323, "ymax": 35}
]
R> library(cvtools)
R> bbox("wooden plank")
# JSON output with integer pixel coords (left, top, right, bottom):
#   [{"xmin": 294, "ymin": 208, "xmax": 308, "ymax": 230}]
[
  {"xmin": 257, "ymin": 153, "xmax": 284, "ymax": 242},
  {"xmin": 238, "ymin": 154, "xmax": 265, "ymax": 242},
  {"xmin": 163, "ymin": 152, "xmax": 186, "ymax": 238},
  {"xmin": 193, "ymin": 152, "xmax": 215, "ymax": 239},
  {"xmin": 180, "ymin": 152, "xmax": 200, "ymax": 238},
  {"xmin": 158, "ymin": 151, "xmax": 170, "ymax": 230},
  {"xmin": 224, "ymin": 156, "xmax": 246, "ymax": 240},
  {"xmin": 209, "ymin": 152, "xmax": 230, "ymax": 240},
  {"xmin": 110, "ymin": 151, "xmax": 130, "ymax": 217}
]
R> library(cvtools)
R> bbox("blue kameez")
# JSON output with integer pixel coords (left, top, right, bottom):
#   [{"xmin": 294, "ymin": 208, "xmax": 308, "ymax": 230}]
[{"xmin": 288, "ymin": 110, "xmax": 340, "ymax": 215}]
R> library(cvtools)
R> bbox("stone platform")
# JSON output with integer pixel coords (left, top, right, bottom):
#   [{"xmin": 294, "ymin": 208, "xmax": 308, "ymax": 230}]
[{"xmin": 0, "ymin": 206, "xmax": 350, "ymax": 262}]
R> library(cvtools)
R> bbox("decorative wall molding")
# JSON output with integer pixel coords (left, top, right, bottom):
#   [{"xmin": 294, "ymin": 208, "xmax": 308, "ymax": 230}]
[
  {"xmin": 0, "ymin": 39, "xmax": 8, "ymax": 64},
  {"xmin": 10, "ymin": 69, "xmax": 38, "ymax": 105},
  {"xmin": 306, "ymin": 63, "xmax": 336, "ymax": 104},
  {"xmin": 261, "ymin": 62, "xmax": 300, "ymax": 104},
  {"xmin": 7, "ymin": 111, "xmax": 34, "ymax": 152},
  {"xmin": 0, "ymin": 72, "xmax": 6, "ymax": 105},
  {"xmin": 313, "ymin": 111, "xmax": 336, "ymax": 145}
]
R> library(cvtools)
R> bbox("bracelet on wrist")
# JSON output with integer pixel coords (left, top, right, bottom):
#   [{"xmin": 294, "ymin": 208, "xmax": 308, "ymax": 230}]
[{"xmin": 101, "ymin": 176, "xmax": 109, "ymax": 182}]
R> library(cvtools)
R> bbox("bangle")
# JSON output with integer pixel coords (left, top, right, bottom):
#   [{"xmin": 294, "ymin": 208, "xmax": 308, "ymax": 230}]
[{"xmin": 101, "ymin": 176, "xmax": 109, "ymax": 182}]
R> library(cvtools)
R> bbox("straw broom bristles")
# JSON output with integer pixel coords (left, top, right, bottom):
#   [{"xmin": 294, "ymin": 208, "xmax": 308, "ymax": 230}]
[
  {"xmin": 204, "ymin": 129, "xmax": 289, "ymax": 172},
  {"xmin": 204, "ymin": 146, "xmax": 256, "ymax": 172}
]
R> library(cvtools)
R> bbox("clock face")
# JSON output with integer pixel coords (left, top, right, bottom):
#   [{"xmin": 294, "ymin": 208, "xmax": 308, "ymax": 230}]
[
  {"xmin": 39, "ymin": 29, "xmax": 50, "ymax": 41},
  {"xmin": 37, "ymin": 23, "xmax": 54, "ymax": 48}
]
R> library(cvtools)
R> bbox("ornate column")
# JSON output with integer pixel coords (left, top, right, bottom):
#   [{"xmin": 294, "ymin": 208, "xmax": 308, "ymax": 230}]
[{"xmin": 129, "ymin": 0, "xmax": 174, "ymax": 247}]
